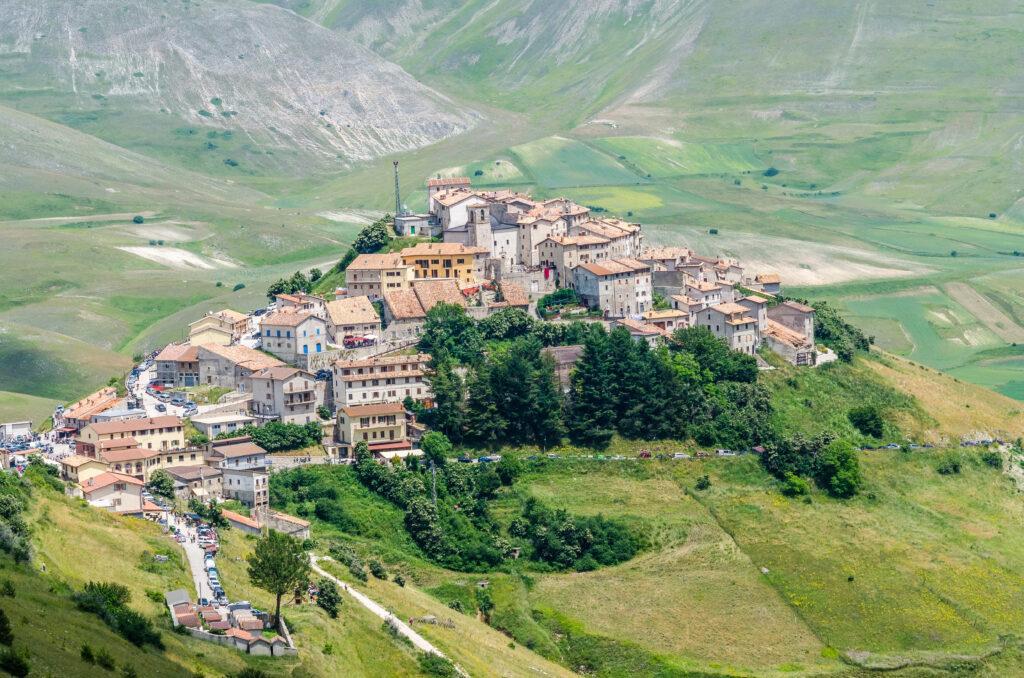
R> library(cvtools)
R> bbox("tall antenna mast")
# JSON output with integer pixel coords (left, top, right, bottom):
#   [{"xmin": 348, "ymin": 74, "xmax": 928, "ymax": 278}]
[{"xmin": 393, "ymin": 160, "xmax": 401, "ymax": 219}]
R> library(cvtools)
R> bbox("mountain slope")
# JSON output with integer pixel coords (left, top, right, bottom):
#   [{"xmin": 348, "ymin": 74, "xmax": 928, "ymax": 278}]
[
  {"xmin": 312, "ymin": 0, "xmax": 1024, "ymax": 123},
  {"xmin": 0, "ymin": 0, "xmax": 477, "ymax": 173}
]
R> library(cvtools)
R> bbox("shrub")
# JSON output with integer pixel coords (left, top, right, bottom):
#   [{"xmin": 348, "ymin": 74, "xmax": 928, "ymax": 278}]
[
  {"xmin": 848, "ymin": 405, "xmax": 883, "ymax": 438},
  {"xmin": 709, "ymin": 228, "xmax": 719, "ymax": 235},
  {"xmin": 368, "ymin": 559, "xmax": 387, "ymax": 580},
  {"xmin": 0, "ymin": 580, "xmax": 14, "ymax": 598},
  {"xmin": 937, "ymin": 454, "xmax": 962, "ymax": 475},
  {"xmin": 145, "ymin": 589, "xmax": 164, "ymax": 603},
  {"xmin": 317, "ymin": 405, "xmax": 331, "ymax": 421},
  {"xmin": 447, "ymin": 599, "xmax": 463, "ymax": 613},
  {"xmin": 235, "ymin": 669, "xmax": 270, "ymax": 678},
  {"xmin": 316, "ymin": 579, "xmax": 341, "ymax": 619},
  {"xmin": 980, "ymin": 450, "xmax": 1002, "ymax": 468},
  {"xmin": 132, "ymin": 215, "xmax": 144, "ymax": 224},
  {"xmin": 781, "ymin": 472, "xmax": 809, "ymax": 497},
  {"xmin": 0, "ymin": 648, "xmax": 28, "ymax": 677},
  {"xmin": 763, "ymin": 167, "xmax": 779, "ymax": 177},
  {"xmin": 818, "ymin": 439, "xmax": 862, "ymax": 498},
  {"xmin": 695, "ymin": 475, "xmax": 711, "ymax": 491},
  {"xmin": 323, "ymin": 642, "xmax": 334, "ymax": 655},
  {"xmin": 474, "ymin": 170, "xmax": 483, "ymax": 176},
  {"xmin": 215, "ymin": 281, "xmax": 223, "ymax": 287},
  {"xmin": 0, "ymin": 609, "xmax": 13, "ymax": 645},
  {"xmin": 123, "ymin": 665, "xmax": 139, "ymax": 678},
  {"xmin": 394, "ymin": 574, "xmax": 405, "ymax": 587},
  {"xmin": 96, "ymin": 648, "xmax": 116, "ymax": 669},
  {"xmin": 232, "ymin": 283, "xmax": 245, "ymax": 291},
  {"xmin": 349, "ymin": 561, "xmax": 368, "ymax": 582},
  {"xmin": 419, "ymin": 652, "xmax": 458, "ymax": 677},
  {"xmin": 81, "ymin": 644, "xmax": 95, "ymax": 663}
]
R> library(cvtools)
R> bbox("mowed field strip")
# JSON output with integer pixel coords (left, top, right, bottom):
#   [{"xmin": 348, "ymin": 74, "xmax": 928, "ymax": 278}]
[{"xmin": 943, "ymin": 281, "xmax": 1024, "ymax": 344}]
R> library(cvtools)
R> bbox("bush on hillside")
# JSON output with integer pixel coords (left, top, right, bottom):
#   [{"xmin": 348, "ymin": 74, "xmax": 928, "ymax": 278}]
[
  {"xmin": 0, "ymin": 648, "xmax": 28, "ymax": 677},
  {"xmin": 316, "ymin": 579, "xmax": 341, "ymax": 619},
  {"xmin": 353, "ymin": 218, "xmax": 390, "ymax": 254},
  {"xmin": 75, "ymin": 582, "xmax": 162, "ymax": 648},
  {"xmin": 232, "ymin": 283, "xmax": 245, "ymax": 291},
  {"xmin": 980, "ymin": 450, "xmax": 1002, "ymax": 468},
  {"xmin": 218, "ymin": 421, "xmax": 321, "ymax": 452},
  {"xmin": 419, "ymin": 652, "xmax": 458, "ymax": 677},
  {"xmin": 937, "ymin": 454, "xmax": 962, "ymax": 475},
  {"xmin": 132, "ymin": 215, "xmax": 144, "ymax": 224},
  {"xmin": 368, "ymin": 558, "xmax": 387, "ymax": 580},
  {"xmin": 781, "ymin": 472, "xmax": 809, "ymax": 496},
  {"xmin": 848, "ymin": 405, "xmax": 884, "ymax": 438}
]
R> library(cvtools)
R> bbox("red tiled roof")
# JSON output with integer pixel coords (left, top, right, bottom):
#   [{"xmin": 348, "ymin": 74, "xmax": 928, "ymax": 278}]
[
  {"xmin": 226, "ymin": 628, "xmax": 253, "ymax": 641},
  {"xmin": 499, "ymin": 282, "xmax": 529, "ymax": 307},
  {"xmin": 79, "ymin": 472, "xmax": 145, "ymax": 494},
  {"xmin": 176, "ymin": 613, "xmax": 200, "ymax": 628},
  {"xmin": 427, "ymin": 177, "xmax": 471, "ymax": 187},
  {"xmin": 222, "ymin": 509, "xmax": 262, "ymax": 530},
  {"xmin": 342, "ymin": 402, "xmax": 405, "ymax": 417}
]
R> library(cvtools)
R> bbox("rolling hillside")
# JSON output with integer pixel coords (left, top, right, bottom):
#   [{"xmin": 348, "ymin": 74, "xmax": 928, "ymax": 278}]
[{"xmin": 0, "ymin": 0, "xmax": 477, "ymax": 174}]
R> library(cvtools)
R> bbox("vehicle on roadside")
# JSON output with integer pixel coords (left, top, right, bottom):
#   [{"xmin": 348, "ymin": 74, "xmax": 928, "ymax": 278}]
[
  {"xmin": 525, "ymin": 455, "xmax": 538, "ymax": 460},
  {"xmin": 170, "ymin": 397, "xmax": 186, "ymax": 406},
  {"xmin": 199, "ymin": 597, "xmax": 209, "ymax": 607},
  {"xmin": 694, "ymin": 451, "xmax": 710, "ymax": 458},
  {"xmin": 547, "ymin": 453, "xmax": 561, "ymax": 459},
  {"xmin": 673, "ymin": 452, "xmax": 691, "ymax": 459},
  {"xmin": 477, "ymin": 456, "xmax": 494, "ymax": 463},
  {"xmin": 456, "ymin": 456, "xmax": 473, "ymax": 463},
  {"xmin": 637, "ymin": 451, "xmax": 652, "ymax": 458},
  {"xmin": 155, "ymin": 403, "xmax": 167, "ymax": 412}
]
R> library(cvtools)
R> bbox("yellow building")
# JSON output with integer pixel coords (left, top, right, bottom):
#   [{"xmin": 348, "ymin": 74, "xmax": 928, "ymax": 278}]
[
  {"xmin": 100, "ymin": 446, "xmax": 206, "ymax": 482},
  {"xmin": 346, "ymin": 253, "xmax": 415, "ymax": 302},
  {"xmin": 337, "ymin": 402, "xmax": 408, "ymax": 457},
  {"xmin": 399, "ymin": 242, "xmax": 487, "ymax": 284},
  {"xmin": 189, "ymin": 323, "xmax": 233, "ymax": 347},
  {"xmin": 76, "ymin": 415, "xmax": 185, "ymax": 457},
  {"xmin": 58, "ymin": 454, "xmax": 109, "ymax": 484}
]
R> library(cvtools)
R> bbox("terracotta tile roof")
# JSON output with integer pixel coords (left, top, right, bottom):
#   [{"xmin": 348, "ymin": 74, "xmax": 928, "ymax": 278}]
[
  {"xmin": 263, "ymin": 309, "xmax": 317, "ymax": 327},
  {"xmin": 100, "ymin": 448, "xmax": 160, "ymax": 463},
  {"xmin": 155, "ymin": 344, "xmax": 192, "ymax": 362},
  {"xmin": 59, "ymin": 454, "xmax": 103, "ymax": 468},
  {"xmin": 755, "ymin": 273, "xmax": 781, "ymax": 284},
  {"xmin": 540, "ymin": 235, "xmax": 609, "ymax": 247},
  {"xmin": 383, "ymin": 289, "xmax": 424, "ymax": 320},
  {"xmin": 670, "ymin": 297, "xmax": 701, "ymax": 310},
  {"xmin": 615, "ymin": 317, "xmax": 668, "ymax": 337},
  {"xmin": 225, "ymin": 628, "xmax": 253, "ymax": 641},
  {"xmin": 642, "ymin": 309, "xmax": 688, "ymax": 320},
  {"xmin": 499, "ymin": 282, "xmax": 529, "ymax": 307},
  {"xmin": 199, "ymin": 344, "xmax": 285, "ymax": 371},
  {"xmin": 401, "ymin": 242, "xmax": 488, "ymax": 257},
  {"xmin": 207, "ymin": 620, "xmax": 231, "ymax": 630},
  {"xmin": 201, "ymin": 610, "xmax": 222, "ymax": 622},
  {"xmin": 165, "ymin": 465, "xmax": 221, "ymax": 482},
  {"xmin": 342, "ymin": 402, "xmax": 406, "ymax": 417},
  {"xmin": 779, "ymin": 300, "xmax": 814, "ymax": 313},
  {"xmin": 217, "ymin": 309, "xmax": 248, "ymax": 323},
  {"xmin": 709, "ymin": 302, "xmax": 754, "ymax": 315},
  {"xmin": 87, "ymin": 416, "xmax": 181, "ymax": 436},
  {"xmin": 742, "ymin": 295, "xmax": 769, "ymax": 304},
  {"xmin": 687, "ymin": 280, "xmax": 721, "ymax": 293},
  {"xmin": 222, "ymin": 509, "xmax": 263, "ymax": 530},
  {"xmin": 251, "ymin": 366, "xmax": 306, "ymax": 382},
  {"xmin": 275, "ymin": 293, "xmax": 304, "ymax": 304},
  {"xmin": 172, "ymin": 603, "xmax": 192, "ymax": 616},
  {"xmin": 176, "ymin": 613, "xmax": 200, "ymax": 628},
  {"xmin": 142, "ymin": 499, "xmax": 166, "ymax": 512},
  {"xmin": 765, "ymin": 318, "xmax": 812, "ymax": 348},
  {"xmin": 178, "ymin": 346, "xmax": 200, "ymax": 362},
  {"xmin": 348, "ymin": 253, "xmax": 406, "ymax": 271},
  {"xmin": 640, "ymin": 246, "xmax": 690, "ymax": 261},
  {"xmin": 79, "ymin": 472, "xmax": 145, "ymax": 494},
  {"xmin": 577, "ymin": 258, "xmax": 650, "ymax": 276},
  {"xmin": 326, "ymin": 296, "xmax": 381, "ymax": 327},
  {"xmin": 542, "ymin": 344, "xmax": 585, "ymax": 364},
  {"xmin": 239, "ymin": 619, "xmax": 265, "ymax": 631},
  {"xmin": 414, "ymin": 279, "xmax": 466, "ymax": 309},
  {"xmin": 432, "ymin": 189, "xmax": 482, "ymax": 207},
  {"xmin": 427, "ymin": 177, "xmax": 471, "ymax": 187},
  {"xmin": 64, "ymin": 387, "xmax": 118, "ymax": 420},
  {"xmin": 209, "ymin": 442, "xmax": 266, "ymax": 459},
  {"xmin": 334, "ymin": 353, "xmax": 429, "ymax": 370}
]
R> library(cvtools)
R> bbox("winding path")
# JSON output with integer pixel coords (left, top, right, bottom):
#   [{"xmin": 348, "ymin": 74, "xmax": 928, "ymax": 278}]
[{"xmin": 309, "ymin": 554, "xmax": 467, "ymax": 675}]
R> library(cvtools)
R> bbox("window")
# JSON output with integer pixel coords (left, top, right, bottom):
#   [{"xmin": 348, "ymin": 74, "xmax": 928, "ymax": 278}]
[
  {"xmin": 277, "ymin": 330, "xmax": 281, "ymax": 337},
  {"xmin": 303, "ymin": 345, "xmax": 309, "ymax": 355},
  {"xmin": 316, "ymin": 343, "xmax": 322, "ymax": 353},
  {"xmin": 286, "ymin": 330, "xmax": 291, "ymax": 338}
]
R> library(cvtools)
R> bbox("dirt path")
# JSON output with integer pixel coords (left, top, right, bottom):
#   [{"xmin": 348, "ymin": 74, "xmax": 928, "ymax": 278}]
[
  {"xmin": 943, "ymin": 282, "xmax": 1024, "ymax": 343},
  {"xmin": 309, "ymin": 555, "xmax": 468, "ymax": 676}
]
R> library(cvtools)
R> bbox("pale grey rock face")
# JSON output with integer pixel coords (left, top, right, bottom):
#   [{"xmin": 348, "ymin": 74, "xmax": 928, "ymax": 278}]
[{"xmin": 0, "ymin": 0, "xmax": 477, "ymax": 167}]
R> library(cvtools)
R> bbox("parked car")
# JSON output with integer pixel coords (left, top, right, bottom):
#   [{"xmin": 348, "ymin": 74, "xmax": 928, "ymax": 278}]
[
  {"xmin": 456, "ymin": 456, "xmax": 473, "ymax": 463},
  {"xmin": 155, "ymin": 403, "xmax": 167, "ymax": 412},
  {"xmin": 477, "ymin": 456, "xmax": 494, "ymax": 463},
  {"xmin": 546, "ymin": 453, "xmax": 561, "ymax": 459},
  {"xmin": 673, "ymin": 452, "xmax": 691, "ymax": 459},
  {"xmin": 525, "ymin": 455, "xmax": 538, "ymax": 460},
  {"xmin": 199, "ymin": 597, "xmax": 209, "ymax": 607},
  {"xmin": 637, "ymin": 451, "xmax": 652, "ymax": 458},
  {"xmin": 170, "ymin": 397, "xmax": 186, "ymax": 406},
  {"xmin": 694, "ymin": 451, "xmax": 710, "ymax": 458}
]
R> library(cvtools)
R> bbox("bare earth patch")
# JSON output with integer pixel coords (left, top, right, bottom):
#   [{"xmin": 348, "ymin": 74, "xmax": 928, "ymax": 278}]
[{"xmin": 116, "ymin": 246, "xmax": 236, "ymax": 270}]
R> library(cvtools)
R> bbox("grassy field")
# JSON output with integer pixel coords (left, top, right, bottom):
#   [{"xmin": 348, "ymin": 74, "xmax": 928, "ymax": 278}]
[{"xmin": 509, "ymin": 136, "xmax": 646, "ymax": 188}]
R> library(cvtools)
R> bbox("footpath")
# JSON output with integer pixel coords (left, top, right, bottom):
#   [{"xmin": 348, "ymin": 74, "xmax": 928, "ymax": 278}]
[{"xmin": 309, "ymin": 555, "xmax": 468, "ymax": 676}]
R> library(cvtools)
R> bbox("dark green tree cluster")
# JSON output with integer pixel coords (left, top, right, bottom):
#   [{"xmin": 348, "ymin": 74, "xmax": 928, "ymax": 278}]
[
  {"xmin": 188, "ymin": 498, "xmax": 227, "ymax": 527},
  {"xmin": 0, "ymin": 472, "xmax": 32, "ymax": 563},
  {"xmin": 564, "ymin": 325, "xmax": 768, "ymax": 450},
  {"xmin": 517, "ymin": 497, "xmax": 639, "ymax": 571},
  {"xmin": 266, "ymin": 270, "xmax": 313, "ymax": 301},
  {"xmin": 216, "ymin": 421, "xmax": 321, "ymax": 452},
  {"xmin": 762, "ymin": 433, "xmax": 862, "ymax": 497},
  {"xmin": 146, "ymin": 469, "xmax": 175, "ymax": 500},
  {"xmin": 464, "ymin": 337, "xmax": 564, "ymax": 449},
  {"xmin": 74, "ymin": 582, "xmax": 163, "ymax": 648},
  {"xmin": 353, "ymin": 217, "xmax": 391, "ymax": 254},
  {"xmin": 315, "ymin": 579, "xmax": 341, "ymax": 618},
  {"xmin": 848, "ymin": 404, "xmax": 884, "ymax": 437},
  {"xmin": 247, "ymin": 530, "xmax": 311, "ymax": 624}
]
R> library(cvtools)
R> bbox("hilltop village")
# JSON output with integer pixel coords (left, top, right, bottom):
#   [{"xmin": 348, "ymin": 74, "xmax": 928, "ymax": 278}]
[{"xmin": 34, "ymin": 176, "xmax": 827, "ymax": 506}]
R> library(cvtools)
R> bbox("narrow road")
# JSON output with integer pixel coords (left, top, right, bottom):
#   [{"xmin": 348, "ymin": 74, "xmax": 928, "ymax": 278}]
[{"xmin": 309, "ymin": 555, "xmax": 467, "ymax": 675}]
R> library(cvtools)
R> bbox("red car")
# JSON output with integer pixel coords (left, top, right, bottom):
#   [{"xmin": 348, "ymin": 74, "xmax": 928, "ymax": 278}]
[{"xmin": 637, "ymin": 451, "xmax": 652, "ymax": 458}]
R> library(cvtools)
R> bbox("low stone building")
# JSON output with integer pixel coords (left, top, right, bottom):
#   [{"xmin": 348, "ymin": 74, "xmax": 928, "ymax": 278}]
[
  {"xmin": 166, "ymin": 465, "xmax": 223, "ymax": 504},
  {"xmin": 346, "ymin": 253, "xmax": 414, "ymax": 301},
  {"xmin": 324, "ymin": 295, "xmax": 381, "ymax": 344},
  {"xmin": 574, "ymin": 258, "xmax": 652, "ymax": 317},
  {"xmin": 331, "ymin": 353, "xmax": 432, "ymax": 408},
  {"xmin": 250, "ymin": 366, "xmax": 324, "ymax": 426},
  {"xmin": 222, "ymin": 467, "xmax": 270, "ymax": 508},
  {"xmin": 260, "ymin": 310, "xmax": 329, "ymax": 365},
  {"xmin": 692, "ymin": 302, "xmax": 761, "ymax": 355}
]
